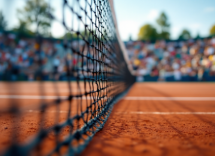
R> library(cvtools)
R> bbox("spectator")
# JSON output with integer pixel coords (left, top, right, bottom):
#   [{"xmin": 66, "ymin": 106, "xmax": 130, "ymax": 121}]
[{"xmin": 125, "ymin": 37, "xmax": 215, "ymax": 81}]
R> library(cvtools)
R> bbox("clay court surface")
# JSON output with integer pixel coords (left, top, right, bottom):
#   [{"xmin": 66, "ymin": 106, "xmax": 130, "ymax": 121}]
[{"xmin": 1, "ymin": 82, "xmax": 215, "ymax": 156}]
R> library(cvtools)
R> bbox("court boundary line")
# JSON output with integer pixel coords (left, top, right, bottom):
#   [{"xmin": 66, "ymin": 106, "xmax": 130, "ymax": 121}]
[
  {"xmin": 1, "ymin": 95, "xmax": 215, "ymax": 101},
  {"xmin": 115, "ymin": 112, "xmax": 215, "ymax": 115},
  {"xmin": 0, "ymin": 95, "xmax": 68, "ymax": 100},
  {"xmin": 123, "ymin": 97, "xmax": 215, "ymax": 101},
  {"xmin": 25, "ymin": 110, "xmax": 215, "ymax": 115}
]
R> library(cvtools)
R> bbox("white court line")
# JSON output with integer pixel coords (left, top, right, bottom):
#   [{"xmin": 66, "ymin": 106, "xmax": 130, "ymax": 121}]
[
  {"xmin": 0, "ymin": 90, "xmax": 81, "ymax": 93},
  {"xmin": 25, "ymin": 110, "xmax": 215, "ymax": 115},
  {"xmin": 0, "ymin": 95, "xmax": 68, "ymax": 100},
  {"xmin": 116, "ymin": 112, "xmax": 215, "ymax": 115},
  {"xmin": 123, "ymin": 97, "xmax": 215, "ymax": 101},
  {"xmin": 0, "ymin": 95, "xmax": 215, "ymax": 101},
  {"xmin": 27, "ymin": 110, "xmax": 69, "ymax": 113},
  {"xmin": 0, "ymin": 95, "xmax": 108, "ymax": 100},
  {"xmin": 0, "ymin": 95, "xmax": 89, "ymax": 100}
]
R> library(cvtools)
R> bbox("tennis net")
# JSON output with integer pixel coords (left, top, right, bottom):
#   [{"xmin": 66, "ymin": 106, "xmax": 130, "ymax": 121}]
[{"xmin": 0, "ymin": 0, "xmax": 135, "ymax": 155}]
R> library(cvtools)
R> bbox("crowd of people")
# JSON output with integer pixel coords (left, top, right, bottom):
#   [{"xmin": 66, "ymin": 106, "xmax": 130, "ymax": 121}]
[
  {"xmin": 0, "ymin": 32, "xmax": 60, "ymax": 80},
  {"xmin": 125, "ymin": 37, "xmax": 215, "ymax": 81},
  {"xmin": 0, "ymin": 32, "xmax": 113, "ymax": 81},
  {"xmin": 1, "ymin": 31, "xmax": 215, "ymax": 82}
]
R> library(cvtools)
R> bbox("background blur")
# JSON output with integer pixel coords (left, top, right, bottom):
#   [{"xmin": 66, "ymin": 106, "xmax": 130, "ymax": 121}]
[
  {"xmin": 0, "ymin": 0, "xmax": 215, "ymax": 82},
  {"xmin": 115, "ymin": 0, "xmax": 215, "ymax": 82},
  {"xmin": 114, "ymin": 0, "xmax": 215, "ymax": 40},
  {"xmin": 1, "ymin": 0, "xmax": 215, "ymax": 40}
]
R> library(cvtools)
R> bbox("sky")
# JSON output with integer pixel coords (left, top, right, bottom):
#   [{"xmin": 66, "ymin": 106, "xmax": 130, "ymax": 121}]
[
  {"xmin": 1, "ymin": 0, "xmax": 215, "ymax": 41},
  {"xmin": 114, "ymin": 0, "xmax": 215, "ymax": 40}
]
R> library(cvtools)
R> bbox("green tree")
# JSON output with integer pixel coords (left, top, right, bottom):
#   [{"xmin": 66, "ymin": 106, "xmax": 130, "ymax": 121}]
[
  {"xmin": 138, "ymin": 24, "xmax": 158, "ymax": 41},
  {"xmin": 0, "ymin": 11, "xmax": 7, "ymax": 31},
  {"xmin": 128, "ymin": 34, "xmax": 132, "ymax": 41},
  {"xmin": 210, "ymin": 24, "xmax": 215, "ymax": 36},
  {"xmin": 62, "ymin": 29, "xmax": 96, "ymax": 40},
  {"xmin": 195, "ymin": 32, "xmax": 201, "ymax": 39},
  {"xmin": 17, "ymin": 0, "xmax": 54, "ymax": 37},
  {"xmin": 62, "ymin": 32, "xmax": 78, "ymax": 40},
  {"xmin": 156, "ymin": 12, "xmax": 170, "ymax": 39},
  {"xmin": 159, "ymin": 31, "xmax": 170, "ymax": 40},
  {"xmin": 13, "ymin": 20, "xmax": 35, "ymax": 38},
  {"xmin": 178, "ymin": 29, "xmax": 191, "ymax": 40}
]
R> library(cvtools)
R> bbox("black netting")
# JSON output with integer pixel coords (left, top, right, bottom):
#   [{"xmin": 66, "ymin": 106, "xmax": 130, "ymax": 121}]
[{"xmin": 0, "ymin": 0, "xmax": 135, "ymax": 155}]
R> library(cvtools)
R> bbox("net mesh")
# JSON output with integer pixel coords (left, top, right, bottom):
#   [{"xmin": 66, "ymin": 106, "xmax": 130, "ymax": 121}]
[{"xmin": 0, "ymin": 0, "xmax": 135, "ymax": 155}]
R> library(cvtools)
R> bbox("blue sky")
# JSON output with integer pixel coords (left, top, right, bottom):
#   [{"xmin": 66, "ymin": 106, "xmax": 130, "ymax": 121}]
[
  {"xmin": 1, "ymin": 0, "xmax": 215, "ymax": 41},
  {"xmin": 114, "ymin": 0, "xmax": 215, "ymax": 40}
]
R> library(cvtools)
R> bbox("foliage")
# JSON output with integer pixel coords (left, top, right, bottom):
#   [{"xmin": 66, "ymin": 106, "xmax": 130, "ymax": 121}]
[
  {"xmin": 138, "ymin": 24, "xmax": 158, "ymax": 41},
  {"xmin": 195, "ymin": 33, "xmax": 201, "ymax": 39},
  {"xmin": 158, "ymin": 31, "xmax": 170, "ymax": 40},
  {"xmin": 12, "ymin": 20, "xmax": 35, "ymax": 38},
  {"xmin": 0, "ymin": 11, "xmax": 7, "ymax": 31},
  {"xmin": 156, "ymin": 12, "xmax": 170, "ymax": 39},
  {"xmin": 129, "ymin": 35, "xmax": 132, "ymax": 41},
  {"xmin": 62, "ymin": 29, "xmax": 97, "ymax": 41},
  {"xmin": 178, "ymin": 29, "xmax": 191, "ymax": 40},
  {"xmin": 63, "ymin": 32, "xmax": 78, "ymax": 40},
  {"xmin": 17, "ymin": 0, "xmax": 54, "ymax": 37},
  {"xmin": 210, "ymin": 25, "xmax": 215, "ymax": 36}
]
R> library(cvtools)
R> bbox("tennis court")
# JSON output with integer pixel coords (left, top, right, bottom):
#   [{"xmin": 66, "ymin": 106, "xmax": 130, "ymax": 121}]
[
  {"xmin": 0, "ymin": 81, "xmax": 131, "ymax": 155},
  {"xmin": 1, "ymin": 82, "xmax": 215, "ymax": 155},
  {"xmin": 1, "ymin": 0, "xmax": 215, "ymax": 155},
  {"xmin": 81, "ymin": 83, "xmax": 215, "ymax": 156},
  {"xmin": 0, "ymin": 0, "xmax": 136, "ymax": 154}
]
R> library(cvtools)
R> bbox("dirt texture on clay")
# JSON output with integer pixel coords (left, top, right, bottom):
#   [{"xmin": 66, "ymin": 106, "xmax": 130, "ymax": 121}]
[
  {"xmin": 0, "ymin": 83, "xmax": 215, "ymax": 156},
  {"xmin": 81, "ymin": 83, "xmax": 215, "ymax": 156}
]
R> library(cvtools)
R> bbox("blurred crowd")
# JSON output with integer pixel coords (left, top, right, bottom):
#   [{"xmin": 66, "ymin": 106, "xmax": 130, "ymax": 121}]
[
  {"xmin": 1, "ymin": 31, "xmax": 215, "ymax": 82},
  {"xmin": 0, "ymin": 33, "xmax": 56, "ymax": 80},
  {"xmin": 0, "ymin": 32, "xmax": 92, "ymax": 81},
  {"xmin": 126, "ymin": 38, "xmax": 215, "ymax": 81},
  {"xmin": 0, "ymin": 32, "xmax": 112, "ymax": 81}
]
